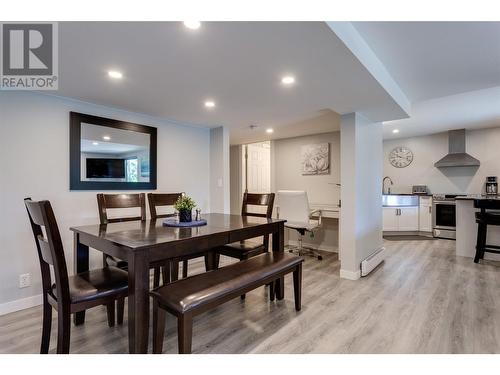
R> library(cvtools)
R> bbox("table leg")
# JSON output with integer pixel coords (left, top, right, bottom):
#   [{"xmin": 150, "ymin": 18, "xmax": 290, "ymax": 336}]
[
  {"xmin": 128, "ymin": 252, "xmax": 150, "ymax": 354},
  {"xmin": 73, "ymin": 232, "xmax": 89, "ymax": 325},
  {"xmin": 272, "ymin": 222, "xmax": 285, "ymax": 300}
]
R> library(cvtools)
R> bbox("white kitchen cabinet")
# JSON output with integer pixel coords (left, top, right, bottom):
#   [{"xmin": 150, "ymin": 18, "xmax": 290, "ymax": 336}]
[
  {"xmin": 419, "ymin": 196, "xmax": 433, "ymax": 232},
  {"xmin": 398, "ymin": 207, "xmax": 419, "ymax": 231},
  {"xmin": 383, "ymin": 206, "xmax": 419, "ymax": 232},
  {"xmin": 383, "ymin": 207, "xmax": 399, "ymax": 231}
]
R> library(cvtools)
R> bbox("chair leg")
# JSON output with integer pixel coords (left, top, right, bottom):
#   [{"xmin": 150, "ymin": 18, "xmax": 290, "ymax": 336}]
[
  {"xmin": 240, "ymin": 255, "xmax": 248, "ymax": 300},
  {"xmin": 269, "ymin": 281, "xmax": 275, "ymax": 302},
  {"xmin": 40, "ymin": 297, "xmax": 52, "ymax": 354},
  {"xmin": 182, "ymin": 260, "xmax": 188, "ymax": 279},
  {"xmin": 171, "ymin": 260, "xmax": 180, "ymax": 281},
  {"xmin": 178, "ymin": 314, "xmax": 193, "ymax": 354},
  {"xmin": 475, "ymin": 222, "xmax": 487, "ymax": 263},
  {"xmin": 117, "ymin": 298, "xmax": 125, "ymax": 325},
  {"xmin": 152, "ymin": 301, "xmax": 167, "ymax": 354},
  {"xmin": 153, "ymin": 266, "xmax": 161, "ymax": 288},
  {"xmin": 293, "ymin": 264, "xmax": 302, "ymax": 311},
  {"xmin": 57, "ymin": 307, "xmax": 71, "ymax": 354},
  {"xmin": 106, "ymin": 302, "xmax": 115, "ymax": 327}
]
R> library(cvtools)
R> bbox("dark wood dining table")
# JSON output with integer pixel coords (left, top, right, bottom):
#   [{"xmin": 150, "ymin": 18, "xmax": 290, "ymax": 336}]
[{"xmin": 70, "ymin": 213, "xmax": 286, "ymax": 353}]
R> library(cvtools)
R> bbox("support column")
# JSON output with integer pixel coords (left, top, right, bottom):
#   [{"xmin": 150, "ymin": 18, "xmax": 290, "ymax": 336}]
[{"xmin": 340, "ymin": 113, "xmax": 383, "ymax": 280}]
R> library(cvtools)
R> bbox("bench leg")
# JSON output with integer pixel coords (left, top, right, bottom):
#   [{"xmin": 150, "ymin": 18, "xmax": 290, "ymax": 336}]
[
  {"xmin": 178, "ymin": 314, "xmax": 193, "ymax": 354},
  {"xmin": 117, "ymin": 297, "xmax": 124, "ymax": 325},
  {"xmin": 152, "ymin": 301, "xmax": 166, "ymax": 354},
  {"xmin": 293, "ymin": 264, "xmax": 302, "ymax": 311},
  {"xmin": 269, "ymin": 281, "xmax": 275, "ymax": 302},
  {"xmin": 106, "ymin": 301, "xmax": 115, "ymax": 327}
]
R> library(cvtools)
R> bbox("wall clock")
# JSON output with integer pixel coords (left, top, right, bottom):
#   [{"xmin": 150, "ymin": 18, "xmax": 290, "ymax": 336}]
[{"xmin": 389, "ymin": 146, "xmax": 413, "ymax": 168}]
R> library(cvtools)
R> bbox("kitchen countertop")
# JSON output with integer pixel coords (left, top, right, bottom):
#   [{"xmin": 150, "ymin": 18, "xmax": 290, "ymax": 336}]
[{"xmin": 455, "ymin": 195, "xmax": 500, "ymax": 200}]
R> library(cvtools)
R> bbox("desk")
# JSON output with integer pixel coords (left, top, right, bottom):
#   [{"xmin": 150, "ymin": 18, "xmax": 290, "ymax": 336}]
[{"xmin": 71, "ymin": 213, "xmax": 285, "ymax": 353}]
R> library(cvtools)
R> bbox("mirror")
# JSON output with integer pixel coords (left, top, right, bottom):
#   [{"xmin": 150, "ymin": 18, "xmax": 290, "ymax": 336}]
[{"xmin": 70, "ymin": 112, "xmax": 157, "ymax": 190}]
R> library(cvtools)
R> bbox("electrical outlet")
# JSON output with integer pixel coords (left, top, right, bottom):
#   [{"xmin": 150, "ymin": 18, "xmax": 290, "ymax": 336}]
[{"xmin": 19, "ymin": 273, "xmax": 31, "ymax": 288}]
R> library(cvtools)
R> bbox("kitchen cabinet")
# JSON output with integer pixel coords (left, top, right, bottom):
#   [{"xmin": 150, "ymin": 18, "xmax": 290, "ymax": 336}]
[
  {"xmin": 419, "ymin": 196, "xmax": 432, "ymax": 232},
  {"xmin": 383, "ymin": 207, "xmax": 399, "ymax": 231},
  {"xmin": 383, "ymin": 206, "xmax": 419, "ymax": 232},
  {"xmin": 398, "ymin": 207, "xmax": 419, "ymax": 231}
]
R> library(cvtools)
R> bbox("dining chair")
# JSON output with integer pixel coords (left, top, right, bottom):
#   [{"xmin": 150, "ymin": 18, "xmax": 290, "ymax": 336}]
[
  {"xmin": 215, "ymin": 192, "xmax": 275, "ymax": 299},
  {"xmin": 148, "ymin": 192, "xmax": 204, "ymax": 281},
  {"xmin": 97, "ymin": 193, "xmax": 165, "ymax": 321},
  {"xmin": 24, "ymin": 198, "xmax": 128, "ymax": 354}
]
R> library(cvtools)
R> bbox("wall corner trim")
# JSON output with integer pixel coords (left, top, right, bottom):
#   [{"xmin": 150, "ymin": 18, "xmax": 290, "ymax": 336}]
[
  {"xmin": 339, "ymin": 269, "xmax": 361, "ymax": 281},
  {"xmin": 0, "ymin": 294, "xmax": 42, "ymax": 316}
]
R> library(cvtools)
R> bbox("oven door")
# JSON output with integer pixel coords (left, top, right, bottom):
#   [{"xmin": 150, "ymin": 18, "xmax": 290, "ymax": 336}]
[{"xmin": 432, "ymin": 201, "xmax": 456, "ymax": 230}]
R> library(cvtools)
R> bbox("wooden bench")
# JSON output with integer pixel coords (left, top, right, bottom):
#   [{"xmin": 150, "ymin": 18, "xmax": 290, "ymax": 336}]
[{"xmin": 150, "ymin": 252, "xmax": 304, "ymax": 354}]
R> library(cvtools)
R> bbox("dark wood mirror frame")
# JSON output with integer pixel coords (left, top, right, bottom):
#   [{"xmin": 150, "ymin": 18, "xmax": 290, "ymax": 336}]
[{"xmin": 70, "ymin": 112, "xmax": 157, "ymax": 191}]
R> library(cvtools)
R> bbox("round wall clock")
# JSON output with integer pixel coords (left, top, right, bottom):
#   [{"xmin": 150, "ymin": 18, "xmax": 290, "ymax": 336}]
[{"xmin": 389, "ymin": 146, "xmax": 413, "ymax": 168}]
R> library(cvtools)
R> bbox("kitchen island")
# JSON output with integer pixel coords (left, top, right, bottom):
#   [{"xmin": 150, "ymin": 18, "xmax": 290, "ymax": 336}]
[{"xmin": 456, "ymin": 196, "xmax": 500, "ymax": 261}]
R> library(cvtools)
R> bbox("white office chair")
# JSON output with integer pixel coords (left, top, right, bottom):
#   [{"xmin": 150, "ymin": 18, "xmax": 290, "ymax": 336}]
[{"xmin": 276, "ymin": 190, "xmax": 323, "ymax": 260}]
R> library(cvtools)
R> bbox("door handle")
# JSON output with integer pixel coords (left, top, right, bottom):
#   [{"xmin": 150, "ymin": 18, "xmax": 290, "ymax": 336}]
[{"xmin": 429, "ymin": 206, "xmax": 432, "ymax": 214}]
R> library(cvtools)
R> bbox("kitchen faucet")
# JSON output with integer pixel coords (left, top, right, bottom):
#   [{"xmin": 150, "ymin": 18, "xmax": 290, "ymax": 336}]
[{"xmin": 383, "ymin": 176, "xmax": 394, "ymax": 194}]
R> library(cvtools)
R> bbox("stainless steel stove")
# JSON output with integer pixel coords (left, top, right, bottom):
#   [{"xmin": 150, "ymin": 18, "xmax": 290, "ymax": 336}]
[{"xmin": 432, "ymin": 194, "xmax": 466, "ymax": 239}]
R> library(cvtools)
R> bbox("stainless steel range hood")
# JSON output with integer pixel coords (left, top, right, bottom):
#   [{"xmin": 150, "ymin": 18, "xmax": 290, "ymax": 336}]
[{"xmin": 434, "ymin": 129, "xmax": 480, "ymax": 168}]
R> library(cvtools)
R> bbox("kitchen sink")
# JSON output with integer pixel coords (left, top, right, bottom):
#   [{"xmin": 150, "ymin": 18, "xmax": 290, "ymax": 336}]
[{"xmin": 382, "ymin": 194, "xmax": 419, "ymax": 207}]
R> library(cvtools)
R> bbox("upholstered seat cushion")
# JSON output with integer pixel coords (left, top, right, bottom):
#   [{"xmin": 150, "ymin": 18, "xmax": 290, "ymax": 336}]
[
  {"xmin": 218, "ymin": 240, "xmax": 266, "ymax": 259},
  {"xmin": 51, "ymin": 266, "xmax": 128, "ymax": 304},
  {"xmin": 285, "ymin": 220, "xmax": 320, "ymax": 231},
  {"xmin": 150, "ymin": 252, "xmax": 303, "ymax": 314}
]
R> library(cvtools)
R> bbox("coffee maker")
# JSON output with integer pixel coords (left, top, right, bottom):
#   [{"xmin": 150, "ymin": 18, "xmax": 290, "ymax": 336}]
[{"xmin": 485, "ymin": 176, "xmax": 498, "ymax": 196}]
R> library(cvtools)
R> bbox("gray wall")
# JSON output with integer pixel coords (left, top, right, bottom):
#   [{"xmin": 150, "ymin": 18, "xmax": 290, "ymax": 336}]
[
  {"xmin": 383, "ymin": 127, "xmax": 500, "ymax": 195},
  {"xmin": 272, "ymin": 131, "xmax": 341, "ymax": 252},
  {"xmin": 0, "ymin": 91, "xmax": 211, "ymax": 311}
]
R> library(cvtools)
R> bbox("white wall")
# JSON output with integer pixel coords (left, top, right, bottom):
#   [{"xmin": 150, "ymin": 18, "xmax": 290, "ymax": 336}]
[
  {"xmin": 340, "ymin": 113, "xmax": 383, "ymax": 280},
  {"xmin": 0, "ymin": 91, "xmax": 211, "ymax": 312},
  {"xmin": 383, "ymin": 127, "xmax": 500, "ymax": 194},
  {"xmin": 209, "ymin": 126, "xmax": 230, "ymax": 214}
]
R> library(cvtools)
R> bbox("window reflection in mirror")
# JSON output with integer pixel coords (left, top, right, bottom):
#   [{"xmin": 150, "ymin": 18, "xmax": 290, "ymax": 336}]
[{"xmin": 80, "ymin": 123, "xmax": 150, "ymax": 183}]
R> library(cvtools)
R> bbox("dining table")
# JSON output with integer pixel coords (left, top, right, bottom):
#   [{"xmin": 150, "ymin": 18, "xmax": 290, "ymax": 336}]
[{"xmin": 70, "ymin": 213, "xmax": 286, "ymax": 353}]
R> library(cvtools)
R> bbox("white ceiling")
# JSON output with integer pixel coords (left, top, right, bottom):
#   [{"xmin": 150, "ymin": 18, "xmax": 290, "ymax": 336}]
[
  {"xmin": 383, "ymin": 86, "xmax": 500, "ymax": 140},
  {"xmin": 352, "ymin": 22, "xmax": 500, "ymax": 102},
  {"xmin": 56, "ymin": 22, "xmax": 407, "ymax": 144}
]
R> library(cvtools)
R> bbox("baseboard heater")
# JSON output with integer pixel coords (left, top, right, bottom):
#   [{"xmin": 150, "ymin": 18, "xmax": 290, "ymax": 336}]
[{"xmin": 361, "ymin": 247, "xmax": 386, "ymax": 277}]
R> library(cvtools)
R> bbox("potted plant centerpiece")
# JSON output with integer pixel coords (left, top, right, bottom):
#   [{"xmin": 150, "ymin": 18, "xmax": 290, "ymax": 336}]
[{"xmin": 174, "ymin": 195, "xmax": 196, "ymax": 223}]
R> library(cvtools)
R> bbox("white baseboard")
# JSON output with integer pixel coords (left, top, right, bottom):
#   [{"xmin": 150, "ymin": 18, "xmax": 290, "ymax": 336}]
[
  {"xmin": 339, "ymin": 269, "xmax": 361, "ymax": 280},
  {"xmin": 0, "ymin": 294, "xmax": 42, "ymax": 316},
  {"xmin": 287, "ymin": 240, "xmax": 338, "ymax": 253}
]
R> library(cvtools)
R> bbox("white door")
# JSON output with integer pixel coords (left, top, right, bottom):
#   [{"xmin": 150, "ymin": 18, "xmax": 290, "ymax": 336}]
[
  {"xmin": 246, "ymin": 142, "xmax": 271, "ymax": 193},
  {"xmin": 383, "ymin": 207, "xmax": 398, "ymax": 231},
  {"xmin": 399, "ymin": 207, "xmax": 419, "ymax": 231}
]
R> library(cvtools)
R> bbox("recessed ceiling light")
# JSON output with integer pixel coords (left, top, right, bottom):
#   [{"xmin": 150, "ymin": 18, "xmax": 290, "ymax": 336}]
[
  {"xmin": 392, "ymin": 129, "xmax": 400, "ymax": 134},
  {"xmin": 92, "ymin": 142, "xmax": 99, "ymax": 146},
  {"xmin": 184, "ymin": 21, "xmax": 201, "ymax": 30},
  {"xmin": 103, "ymin": 136, "xmax": 111, "ymax": 141},
  {"xmin": 281, "ymin": 75, "xmax": 295, "ymax": 85},
  {"xmin": 266, "ymin": 128, "xmax": 274, "ymax": 134},
  {"xmin": 108, "ymin": 70, "xmax": 123, "ymax": 79},
  {"xmin": 204, "ymin": 100, "xmax": 215, "ymax": 108}
]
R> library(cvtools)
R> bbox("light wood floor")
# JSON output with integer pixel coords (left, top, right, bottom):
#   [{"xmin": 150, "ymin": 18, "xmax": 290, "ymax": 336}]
[{"xmin": 2, "ymin": 239, "xmax": 500, "ymax": 354}]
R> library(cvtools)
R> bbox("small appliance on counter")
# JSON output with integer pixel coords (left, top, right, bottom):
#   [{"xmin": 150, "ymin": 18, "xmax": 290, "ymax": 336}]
[
  {"xmin": 485, "ymin": 176, "xmax": 498, "ymax": 196},
  {"xmin": 412, "ymin": 185, "xmax": 428, "ymax": 195}
]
